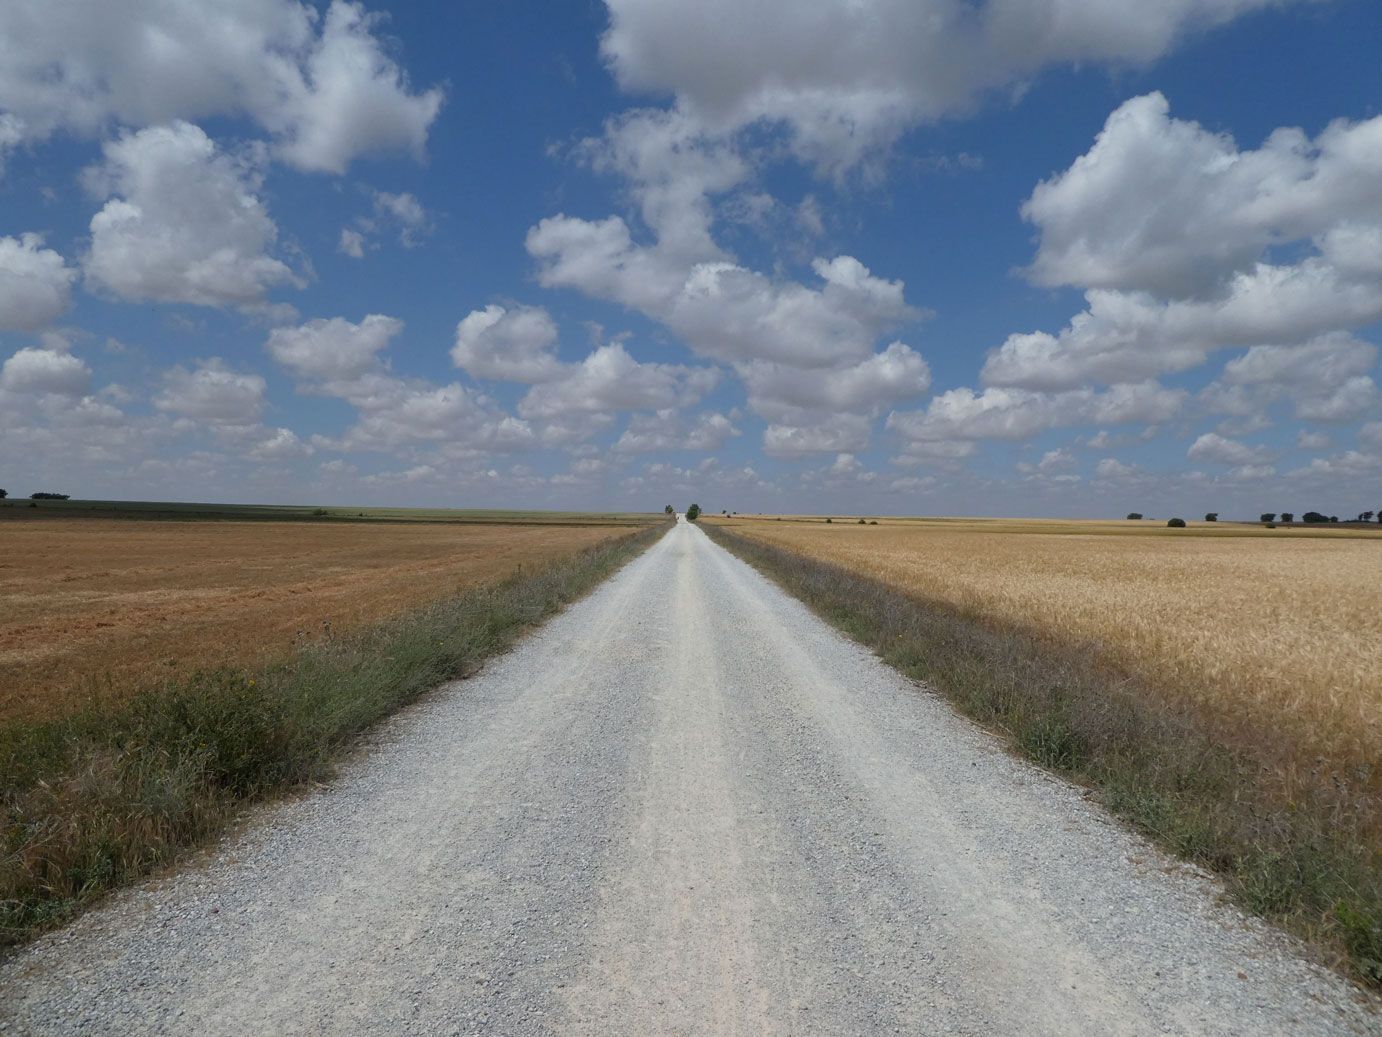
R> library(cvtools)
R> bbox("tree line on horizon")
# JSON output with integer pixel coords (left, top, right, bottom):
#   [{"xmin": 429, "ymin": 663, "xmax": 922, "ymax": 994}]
[
  {"xmin": 0, "ymin": 489, "xmax": 70, "ymax": 501},
  {"xmin": 1126, "ymin": 509, "xmax": 1380, "ymax": 525}
]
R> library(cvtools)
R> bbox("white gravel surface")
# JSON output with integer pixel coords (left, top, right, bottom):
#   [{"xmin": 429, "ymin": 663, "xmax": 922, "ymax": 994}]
[{"xmin": 2, "ymin": 519, "xmax": 1377, "ymax": 1035}]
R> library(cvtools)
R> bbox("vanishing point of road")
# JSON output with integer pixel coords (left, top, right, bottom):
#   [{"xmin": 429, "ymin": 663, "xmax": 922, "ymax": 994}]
[{"xmin": 2, "ymin": 520, "xmax": 1376, "ymax": 1035}]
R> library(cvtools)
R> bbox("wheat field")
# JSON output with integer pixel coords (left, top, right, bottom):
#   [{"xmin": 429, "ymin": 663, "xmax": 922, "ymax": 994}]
[{"xmin": 712, "ymin": 517, "xmax": 1382, "ymax": 775}]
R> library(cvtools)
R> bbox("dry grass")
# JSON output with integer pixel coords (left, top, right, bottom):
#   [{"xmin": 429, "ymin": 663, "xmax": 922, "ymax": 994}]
[
  {"xmin": 713, "ymin": 516, "xmax": 1382, "ymax": 780},
  {"xmin": 0, "ymin": 517, "xmax": 639, "ymax": 722}
]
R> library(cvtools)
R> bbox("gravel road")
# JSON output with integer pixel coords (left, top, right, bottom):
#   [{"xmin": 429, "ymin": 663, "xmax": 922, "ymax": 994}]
[{"xmin": 3, "ymin": 519, "xmax": 1377, "ymax": 1035}]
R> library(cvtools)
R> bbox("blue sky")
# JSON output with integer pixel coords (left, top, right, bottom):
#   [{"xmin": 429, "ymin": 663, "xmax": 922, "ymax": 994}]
[{"xmin": 2, "ymin": 0, "xmax": 1380, "ymax": 517}]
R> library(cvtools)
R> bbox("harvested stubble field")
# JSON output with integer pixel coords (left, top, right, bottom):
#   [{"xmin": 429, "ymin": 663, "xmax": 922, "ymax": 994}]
[
  {"xmin": 704, "ymin": 515, "xmax": 1382, "ymax": 980},
  {"xmin": 0, "ymin": 510, "xmax": 642, "ymax": 722}
]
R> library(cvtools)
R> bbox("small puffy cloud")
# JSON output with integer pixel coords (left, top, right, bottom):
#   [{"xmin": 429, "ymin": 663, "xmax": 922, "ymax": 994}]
[
  {"xmin": 1293, "ymin": 376, "xmax": 1376, "ymax": 423},
  {"xmin": 888, "ymin": 381, "xmax": 1184, "ymax": 444},
  {"xmin": 670, "ymin": 255, "xmax": 921, "ymax": 368},
  {"xmin": 305, "ymin": 369, "xmax": 533, "ymax": 454},
  {"xmin": 338, "ymin": 228, "xmax": 366, "ymax": 258},
  {"xmin": 1038, "ymin": 448, "xmax": 1074, "ymax": 472},
  {"xmin": 1186, "ymin": 432, "xmax": 1274, "ymax": 467},
  {"xmin": 1288, "ymin": 450, "xmax": 1381, "ymax": 480},
  {"xmin": 271, "ymin": 3, "xmax": 443, "ymax": 174},
  {"xmin": 83, "ymin": 122, "xmax": 298, "ymax": 308},
  {"xmin": 452, "ymin": 305, "xmax": 563, "ymax": 383},
  {"xmin": 1018, "ymin": 448, "xmax": 1075, "ymax": 475},
  {"xmin": 0, "ymin": 112, "xmax": 20, "ymax": 172},
  {"xmin": 155, "ymin": 359, "xmax": 266, "ymax": 426},
  {"xmin": 1221, "ymin": 334, "xmax": 1376, "ymax": 391},
  {"xmin": 245, "ymin": 426, "xmax": 312, "ymax": 461},
  {"xmin": 0, "ymin": 0, "xmax": 442, "ymax": 173},
  {"xmin": 1, "ymin": 345, "xmax": 91, "ymax": 396},
  {"xmin": 890, "ymin": 475, "xmax": 938, "ymax": 493},
  {"xmin": 517, "ymin": 343, "xmax": 717, "ymax": 421},
  {"xmin": 894, "ymin": 438, "xmax": 977, "ymax": 464},
  {"xmin": 267, "ymin": 313, "xmax": 402, "ymax": 381},
  {"xmin": 339, "ymin": 190, "xmax": 434, "ymax": 255},
  {"xmin": 1297, "ymin": 429, "xmax": 1331, "ymax": 450},
  {"xmin": 580, "ymin": 106, "xmax": 747, "ymax": 259},
  {"xmin": 739, "ymin": 341, "xmax": 930, "ymax": 416},
  {"xmin": 1095, "ymin": 458, "xmax": 1138, "ymax": 480},
  {"xmin": 373, "ymin": 191, "xmax": 430, "ymax": 246},
  {"xmin": 0, "ymin": 234, "xmax": 76, "ymax": 330},
  {"xmin": 764, "ymin": 413, "xmax": 871, "ymax": 458},
  {"xmin": 1216, "ymin": 333, "xmax": 1379, "ymax": 423},
  {"xmin": 615, "ymin": 410, "xmax": 739, "ymax": 453}
]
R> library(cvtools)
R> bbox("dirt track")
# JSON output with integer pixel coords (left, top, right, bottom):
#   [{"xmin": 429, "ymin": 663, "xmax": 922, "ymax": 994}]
[{"xmin": 2, "ymin": 520, "xmax": 1375, "ymax": 1035}]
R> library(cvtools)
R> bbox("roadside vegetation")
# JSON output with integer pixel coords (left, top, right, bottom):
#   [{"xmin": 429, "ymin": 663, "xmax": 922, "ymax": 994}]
[
  {"xmin": 703, "ymin": 518, "xmax": 1381, "ymax": 986},
  {"xmin": 1, "ymin": 521, "xmax": 667, "ymax": 947}
]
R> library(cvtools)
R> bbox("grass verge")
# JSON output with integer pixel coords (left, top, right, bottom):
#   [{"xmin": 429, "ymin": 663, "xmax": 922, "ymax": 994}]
[
  {"xmin": 703, "ymin": 523, "xmax": 1381, "ymax": 988},
  {"xmin": 1, "ymin": 523, "xmax": 667, "ymax": 948}
]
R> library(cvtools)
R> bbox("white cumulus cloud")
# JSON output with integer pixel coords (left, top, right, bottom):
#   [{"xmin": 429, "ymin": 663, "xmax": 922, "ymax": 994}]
[
  {"xmin": 1186, "ymin": 432, "xmax": 1274, "ymax": 466},
  {"xmin": 0, "ymin": 234, "xmax": 76, "ymax": 330},
  {"xmin": 600, "ymin": 0, "xmax": 1294, "ymax": 175},
  {"xmin": 452, "ymin": 305, "xmax": 564, "ymax": 383},
  {"xmin": 267, "ymin": 314, "xmax": 403, "ymax": 382},
  {"xmin": 156, "ymin": 359, "xmax": 266, "ymax": 426},
  {"xmin": 0, "ymin": 0, "xmax": 442, "ymax": 173},
  {"xmin": 84, "ymin": 122, "xmax": 299, "ymax": 308},
  {"xmin": 517, "ymin": 343, "xmax": 717, "ymax": 421},
  {"xmin": 987, "ymin": 95, "xmax": 1382, "ymax": 392},
  {"xmin": 1, "ymin": 346, "xmax": 91, "ymax": 396}
]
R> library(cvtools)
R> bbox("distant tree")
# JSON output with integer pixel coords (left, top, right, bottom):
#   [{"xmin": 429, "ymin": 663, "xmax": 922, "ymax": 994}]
[
  {"xmin": 29, "ymin": 492, "xmax": 70, "ymax": 500},
  {"xmin": 1167, "ymin": 517, "xmax": 1187, "ymax": 528},
  {"xmin": 825, "ymin": 517, "xmax": 833, "ymax": 523},
  {"xmin": 1204, "ymin": 512, "xmax": 1218, "ymax": 522},
  {"xmin": 1260, "ymin": 513, "xmax": 1276, "ymax": 523},
  {"xmin": 1125, "ymin": 512, "xmax": 1143, "ymax": 520},
  {"xmin": 1330, "ymin": 515, "xmax": 1339, "ymax": 523},
  {"xmin": 664, "ymin": 504, "xmax": 674, "ymax": 515},
  {"xmin": 1302, "ymin": 511, "xmax": 1327, "ymax": 524},
  {"xmin": 685, "ymin": 503, "xmax": 701, "ymax": 521},
  {"xmin": 0, "ymin": 488, "xmax": 6, "ymax": 499},
  {"xmin": 1359, "ymin": 511, "xmax": 1374, "ymax": 522},
  {"xmin": 1281, "ymin": 512, "xmax": 1294, "ymax": 523}
]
